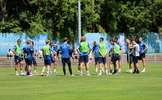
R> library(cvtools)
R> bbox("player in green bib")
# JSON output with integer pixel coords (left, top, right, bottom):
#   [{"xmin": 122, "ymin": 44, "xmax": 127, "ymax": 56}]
[
  {"xmin": 109, "ymin": 39, "xmax": 120, "ymax": 75},
  {"xmin": 77, "ymin": 36, "xmax": 92, "ymax": 76},
  {"xmin": 98, "ymin": 37, "xmax": 108, "ymax": 76},
  {"xmin": 41, "ymin": 40, "xmax": 54, "ymax": 77},
  {"xmin": 12, "ymin": 39, "xmax": 24, "ymax": 75}
]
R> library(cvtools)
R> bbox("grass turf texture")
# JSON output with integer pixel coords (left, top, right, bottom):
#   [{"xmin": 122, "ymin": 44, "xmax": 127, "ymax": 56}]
[{"xmin": 0, "ymin": 63, "xmax": 162, "ymax": 100}]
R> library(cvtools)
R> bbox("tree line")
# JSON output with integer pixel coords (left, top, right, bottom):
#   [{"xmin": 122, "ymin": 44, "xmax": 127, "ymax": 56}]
[{"xmin": 1, "ymin": 0, "xmax": 162, "ymax": 43}]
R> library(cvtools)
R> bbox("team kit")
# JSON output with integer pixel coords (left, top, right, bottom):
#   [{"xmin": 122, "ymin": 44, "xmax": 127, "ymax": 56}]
[{"xmin": 12, "ymin": 36, "xmax": 148, "ymax": 76}]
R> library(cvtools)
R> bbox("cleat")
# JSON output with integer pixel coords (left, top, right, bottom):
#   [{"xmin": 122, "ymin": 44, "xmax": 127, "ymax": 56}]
[
  {"xmin": 129, "ymin": 71, "xmax": 133, "ymax": 73},
  {"xmin": 78, "ymin": 71, "xmax": 80, "ymax": 72},
  {"xmin": 112, "ymin": 72, "xmax": 115, "ymax": 74},
  {"xmin": 15, "ymin": 73, "xmax": 19, "ymax": 75},
  {"xmin": 54, "ymin": 71, "xmax": 58, "ymax": 73},
  {"xmin": 24, "ymin": 74, "xmax": 27, "ymax": 76},
  {"xmin": 126, "ymin": 70, "xmax": 130, "ymax": 72},
  {"xmin": 87, "ymin": 74, "xmax": 90, "ymax": 76},
  {"xmin": 95, "ymin": 70, "xmax": 98, "ymax": 72},
  {"xmin": 34, "ymin": 72, "xmax": 38, "ymax": 74},
  {"xmin": 40, "ymin": 74, "xmax": 44, "ymax": 76},
  {"xmin": 28, "ymin": 74, "xmax": 32, "ymax": 77},
  {"xmin": 106, "ymin": 73, "xmax": 108, "ymax": 75},
  {"xmin": 109, "ymin": 73, "xmax": 112, "ymax": 75},
  {"xmin": 20, "ymin": 73, "xmax": 24, "ymax": 75},
  {"xmin": 141, "ymin": 70, "xmax": 145, "ymax": 72},
  {"xmin": 50, "ymin": 71, "xmax": 52, "ymax": 73},
  {"xmin": 119, "ymin": 68, "xmax": 121, "ymax": 72},
  {"xmin": 79, "ymin": 74, "xmax": 83, "ymax": 76},
  {"xmin": 64, "ymin": 75, "xmax": 67, "ymax": 76},
  {"xmin": 70, "ymin": 74, "xmax": 75, "ymax": 76},
  {"xmin": 133, "ymin": 71, "xmax": 136, "ymax": 74},
  {"xmin": 47, "ymin": 75, "xmax": 50, "ymax": 77},
  {"xmin": 98, "ymin": 73, "xmax": 102, "ymax": 76},
  {"xmin": 114, "ymin": 73, "xmax": 117, "ymax": 75},
  {"xmin": 102, "ymin": 70, "xmax": 104, "ymax": 72}
]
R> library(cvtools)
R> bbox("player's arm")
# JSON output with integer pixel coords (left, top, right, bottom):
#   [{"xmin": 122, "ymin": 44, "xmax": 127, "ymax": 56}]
[
  {"xmin": 119, "ymin": 46, "xmax": 123, "ymax": 55},
  {"xmin": 103, "ymin": 49, "xmax": 107, "ymax": 58},
  {"xmin": 42, "ymin": 50, "xmax": 44, "ymax": 59},
  {"xmin": 57, "ymin": 49, "xmax": 60, "ymax": 57},
  {"xmin": 12, "ymin": 46, "xmax": 19, "ymax": 56},
  {"xmin": 52, "ymin": 44, "xmax": 57, "ymax": 47},
  {"xmin": 69, "ymin": 49, "xmax": 73, "ymax": 58},
  {"xmin": 128, "ymin": 44, "xmax": 133, "ymax": 49},
  {"xmin": 129, "ymin": 49, "xmax": 134, "ymax": 55},
  {"xmin": 88, "ymin": 47, "xmax": 92, "ymax": 55},
  {"xmin": 76, "ymin": 47, "xmax": 80, "ymax": 54},
  {"xmin": 142, "ymin": 44, "xmax": 148, "ymax": 53}
]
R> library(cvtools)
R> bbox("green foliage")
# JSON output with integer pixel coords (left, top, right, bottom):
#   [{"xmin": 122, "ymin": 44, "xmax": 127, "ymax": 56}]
[{"xmin": 1, "ymin": 0, "xmax": 162, "ymax": 42}]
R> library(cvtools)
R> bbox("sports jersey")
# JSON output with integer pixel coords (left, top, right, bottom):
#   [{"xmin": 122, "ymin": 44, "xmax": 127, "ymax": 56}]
[
  {"xmin": 114, "ymin": 44, "xmax": 120, "ymax": 55},
  {"xmin": 13, "ymin": 45, "xmax": 21, "ymax": 57},
  {"xmin": 24, "ymin": 45, "xmax": 34, "ymax": 58},
  {"xmin": 117, "ymin": 42, "xmax": 122, "ymax": 50},
  {"xmin": 52, "ymin": 45, "xmax": 57, "ymax": 52},
  {"xmin": 133, "ymin": 44, "xmax": 140, "ymax": 56},
  {"xmin": 98, "ymin": 43, "xmax": 108, "ymax": 57},
  {"xmin": 59, "ymin": 43, "xmax": 71, "ymax": 58},
  {"xmin": 92, "ymin": 45, "xmax": 99, "ymax": 58},
  {"xmin": 139, "ymin": 42, "xmax": 146, "ymax": 54},
  {"xmin": 127, "ymin": 44, "xmax": 134, "ymax": 56},
  {"xmin": 78, "ymin": 42, "xmax": 90, "ymax": 56},
  {"xmin": 42, "ymin": 45, "xmax": 52, "ymax": 60}
]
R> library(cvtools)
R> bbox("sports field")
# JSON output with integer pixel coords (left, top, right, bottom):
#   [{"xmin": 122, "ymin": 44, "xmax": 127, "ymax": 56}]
[{"xmin": 0, "ymin": 63, "xmax": 162, "ymax": 100}]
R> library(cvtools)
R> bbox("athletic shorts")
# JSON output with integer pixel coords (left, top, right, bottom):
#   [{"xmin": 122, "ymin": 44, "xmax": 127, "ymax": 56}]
[
  {"xmin": 133, "ymin": 56, "xmax": 139, "ymax": 63},
  {"xmin": 127, "ymin": 55, "xmax": 133, "ymax": 63},
  {"xmin": 95, "ymin": 57, "xmax": 99, "ymax": 63},
  {"xmin": 14, "ymin": 56, "xmax": 22, "ymax": 63},
  {"xmin": 118, "ymin": 55, "xmax": 121, "ymax": 60},
  {"xmin": 99, "ymin": 57, "xmax": 106, "ymax": 64},
  {"xmin": 111, "ymin": 55, "xmax": 120, "ymax": 63},
  {"xmin": 25, "ymin": 59, "xmax": 27, "ymax": 63},
  {"xmin": 32, "ymin": 57, "xmax": 37, "ymax": 65},
  {"xmin": 26, "ymin": 57, "xmax": 32, "ymax": 65},
  {"xmin": 62, "ymin": 58, "xmax": 70, "ymax": 64},
  {"xmin": 44, "ymin": 60, "xmax": 52, "ymax": 65},
  {"xmin": 79, "ymin": 55, "xmax": 89, "ymax": 62},
  {"xmin": 51, "ymin": 58, "xmax": 56, "ymax": 63},
  {"xmin": 140, "ymin": 53, "xmax": 145, "ymax": 60}
]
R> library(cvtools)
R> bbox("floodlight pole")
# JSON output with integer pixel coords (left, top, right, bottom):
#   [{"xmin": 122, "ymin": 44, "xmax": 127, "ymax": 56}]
[{"xmin": 78, "ymin": 0, "xmax": 81, "ymax": 44}]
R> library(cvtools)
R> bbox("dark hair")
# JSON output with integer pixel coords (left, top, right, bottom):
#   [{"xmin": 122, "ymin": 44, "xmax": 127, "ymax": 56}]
[
  {"xmin": 113, "ymin": 39, "xmax": 118, "ymax": 43},
  {"xmin": 32, "ymin": 41, "xmax": 34, "ymax": 45},
  {"xmin": 63, "ymin": 37, "xmax": 68, "ymax": 42},
  {"xmin": 17, "ymin": 39, "xmax": 21, "ymax": 42},
  {"xmin": 93, "ymin": 41, "xmax": 96, "ymax": 45},
  {"xmin": 110, "ymin": 39, "xmax": 114, "ymax": 42},
  {"xmin": 114, "ymin": 37, "xmax": 118, "ymax": 40},
  {"xmin": 100, "ymin": 37, "xmax": 104, "ymax": 41},
  {"xmin": 9, "ymin": 49, "xmax": 11, "ymax": 51},
  {"xmin": 131, "ymin": 39, "xmax": 135, "ymax": 42}
]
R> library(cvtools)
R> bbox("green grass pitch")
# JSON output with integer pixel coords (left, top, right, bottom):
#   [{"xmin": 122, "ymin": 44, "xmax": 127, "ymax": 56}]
[{"xmin": 0, "ymin": 63, "xmax": 162, "ymax": 100}]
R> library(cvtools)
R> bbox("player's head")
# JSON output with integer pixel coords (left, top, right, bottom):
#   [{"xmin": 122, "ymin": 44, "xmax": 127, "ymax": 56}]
[
  {"xmin": 9, "ymin": 49, "xmax": 11, "ymax": 51},
  {"xmin": 131, "ymin": 39, "xmax": 136, "ymax": 44},
  {"xmin": 17, "ymin": 39, "xmax": 21, "ymax": 45},
  {"xmin": 126, "ymin": 39, "xmax": 130, "ymax": 44},
  {"xmin": 63, "ymin": 37, "xmax": 68, "ymax": 43},
  {"xmin": 50, "ymin": 42, "xmax": 53, "ymax": 46},
  {"xmin": 110, "ymin": 39, "xmax": 114, "ymax": 45},
  {"xmin": 40, "ymin": 48, "xmax": 42, "ymax": 50},
  {"xmin": 35, "ymin": 50, "xmax": 37, "ymax": 52},
  {"xmin": 100, "ymin": 37, "xmax": 104, "ymax": 42},
  {"xmin": 113, "ymin": 39, "xmax": 118, "ymax": 44},
  {"xmin": 26, "ymin": 40, "xmax": 31, "ymax": 45},
  {"xmin": 114, "ymin": 37, "xmax": 118, "ymax": 41},
  {"xmin": 81, "ymin": 36, "xmax": 86, "ymax": 42},
  {"xmin": 45, "ymin": 40, "xmax": 50, "ymax": 45},
  {"xmin": 93, "ymin": 41, "xmax": 97, "ymax": 46},
  {"xmin": 139, "ymin": 37, "xmax": 143, "ymax": 42}
]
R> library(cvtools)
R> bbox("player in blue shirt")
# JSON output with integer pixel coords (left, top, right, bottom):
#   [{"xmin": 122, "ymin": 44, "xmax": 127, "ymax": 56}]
[
  {"xmin": 126, "ymin": 39, "xmax": 134, "ymax": 73},
  {"xmin": 31, "ymin": 41, "xmax": 38, "ymax": 74},
  {"xmin": 24, "ymin": 40, "xmax": 34, "ymax": 76},
  {"xmin": 57, "ymin": 37, "xmax": 74, "ymax": 76},
  {"xmin": 92, "ymin": 41, "xmax": 100, "ymax": 72},
  {"xmin": 12, "ymin": 39, "xmax": 24, "ymax": 75},
  {"xmin": 77, "ymin": 36, "xmax": 92, "ymax": 76},
  {"xmin": 114, "ymin": 37, "xmax": 123, "ymax": 72},
  {"xmin": 138, "ymin": 37, "xmax": 148, "ymax": 72},
  {"xmin": 50, "ymin": 42, "xmax": 57, "ymax": 73},
  {"xmin": 41, "ymin": 40, "xmax": 54, "ymax": 77}
]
